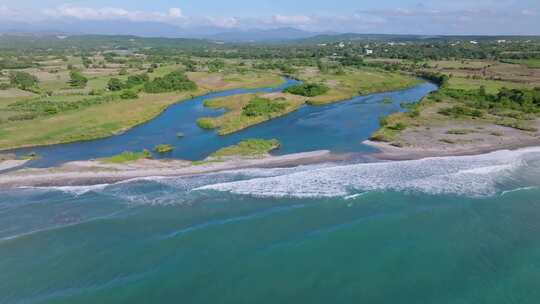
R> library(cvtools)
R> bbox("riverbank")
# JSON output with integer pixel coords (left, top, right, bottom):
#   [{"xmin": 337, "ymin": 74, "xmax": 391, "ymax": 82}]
[
  {"xmin": 365, "ymin": 129, "xmax": 540, "ymax": 160},
  {"xmin": 0, "ymin": 150, "xmax": 350, "ymax": 188},
  {"xmin": 0, "ymin": 159, "xmax": 30, "ymax": 171}
]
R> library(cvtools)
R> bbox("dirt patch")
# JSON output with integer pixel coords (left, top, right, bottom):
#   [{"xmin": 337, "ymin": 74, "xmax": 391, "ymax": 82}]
[{"xmin": 0, "ymin": 88, "xmax": 36, "ymax": 99}]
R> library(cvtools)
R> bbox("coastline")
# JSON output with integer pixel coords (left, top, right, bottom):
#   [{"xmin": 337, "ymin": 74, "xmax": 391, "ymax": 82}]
[
  {"xmin": 0, "ymin": 159, "xmax": 31, "ymax": 172},
  {"xmin": 3, "ymin": 138, "xmax": 540, "ymax": 189},
  {"xmin": 364, "ymin": 139, "xmax": 540, "ymax": 160},
  {"xmin": 0, "ymin": 150, "xmax": 350, "ymax": 188}
]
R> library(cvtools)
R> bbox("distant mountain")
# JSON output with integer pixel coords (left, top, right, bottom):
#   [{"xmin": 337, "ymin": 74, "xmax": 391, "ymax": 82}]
[
  {"xmin": 206, "ymin": 27, "xmax": 320, "ymax": 42},
  {"xmin": 0, "ymin": 20, "xmax": 320, "ymax": 42}
]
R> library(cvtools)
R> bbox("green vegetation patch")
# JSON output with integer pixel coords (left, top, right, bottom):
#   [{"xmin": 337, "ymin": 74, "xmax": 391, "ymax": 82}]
[
  {"xmin": 144, "ymin": 70, "xmax": 197, "ymax": 93},
  {"xmin": 9, "ymin": 71, "xmax": 39, "ymax": 91},
  {"xmin": 102, "ymin": 150, "xmax": 152, "ymax": 164},
  {"xmin": 210, "ymin": 139, "xmax": 280, "ymax": 158},
  {"xmin": 154, "ymin": 144, "xmax": 174, "ymax": 153},
  {"xmin": 284, "ymin": 83, "xmax": 329, "ymax": 97},
  {"xmin": 242, "ymin": 97, "xmax": 288, "ymax": 117}
]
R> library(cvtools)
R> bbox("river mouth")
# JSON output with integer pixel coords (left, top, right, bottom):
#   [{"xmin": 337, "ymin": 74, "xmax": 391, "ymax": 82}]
[{"xmin": 9, "ymin": 80, "xmax": 437, "ymax": 168}]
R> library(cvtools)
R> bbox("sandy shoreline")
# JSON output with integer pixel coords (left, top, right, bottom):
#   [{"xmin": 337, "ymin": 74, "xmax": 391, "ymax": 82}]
[
  {"xmin": 2, "ymin": 137, "xmax": 540, "ymax": 189},
  {"xmin": 0, "ymin": 159, "xmax": 31, "ymax": 172},
  {"xmin": 0, "ymin": 150, "xmax": 350, "ymax": 188},
  {"xmin": 364, "ymin": 139, "xmax": 540, "ymax": 160}
]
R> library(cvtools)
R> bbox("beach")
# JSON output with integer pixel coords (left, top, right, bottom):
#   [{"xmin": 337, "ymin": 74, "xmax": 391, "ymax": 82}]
[{"xmin": 0, "ymin": 150, "xmax": 349, "ymax": 188}]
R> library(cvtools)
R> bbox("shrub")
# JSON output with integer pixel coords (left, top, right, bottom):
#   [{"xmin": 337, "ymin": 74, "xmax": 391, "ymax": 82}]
[
  {"xmin": 143, "ymin": 70, "xmax": 197, "ymax": 93},
  {"xmin": 242, "ymin": 97, "xmax": 287, "ymax": 117},
  {"xmin": 439, "ymin": 106, "xmax": 483, "ymax": 118},
  {"xmin": 125, "ymin": 73, "xmax": 149, "ymax": 87},
  {"xmin": 104, "ymin": 150, "xmax": 152, "ymax": 163},
  {"xmin": 154, "ymin": 144, "xmax": 174, "ymax": 153},
  {"xmin": 211, "ymin": 139, "xmax": 280, "ymax": 157},
  {"xmin": 284, "ymin": 83, "xmax": 329, "ymax": 97},
  {"xmin": 207, "ymin": 59, "xmax": 225, "ymax": 73},
  {"xmin": 120, "ymin": 90, "xmax": 139, "ymax": 100},
  {"xmin": 108, "ymin": 78, "xmax": 124, "ymax": 91},
  {"xmin": 68, "ymin": 71, "xmax": 88, "ymax": 88},
  {"xmin": 9, "ymin": 71, "xmax": 38, "ymax": 90},
  {"xmin": 379, "ymin": 116, "xmax": 389, "ymax": 127},
  {"xmin": 388, "ymin": 123, "xmax": 407, "ymax": 131},
  {"xmin": 196, "ymin": 118, "xmax": 216, "ymax": 129}
]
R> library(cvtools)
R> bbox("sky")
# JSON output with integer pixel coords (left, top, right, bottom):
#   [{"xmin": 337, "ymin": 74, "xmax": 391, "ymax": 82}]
[{"xmin": 1, "ymin": 0, "xmax": 539, "ymax": 35}]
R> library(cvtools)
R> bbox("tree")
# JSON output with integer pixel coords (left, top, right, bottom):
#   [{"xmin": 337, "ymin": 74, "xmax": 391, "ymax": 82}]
[
  {"xmin": 120, "ymin": 90, "xmax": 139, "ymax": 99},
  {"xmin": 107, "ymin": 78, "xmax": 124, "ymax": 91},
  {"xmin": 69, "ymin": 71, "xmax": 88, "ymax": 88},
  {"xmin": 207, "ymin": 59, "xmax": 225, "ymax": 73},
  {"xmin": 9, "ymin": 71, "xmax": 38, "ymax": 90},
  {"xmin": 143, "ymin": 70, "xmax": 196, "ymax": 93}
]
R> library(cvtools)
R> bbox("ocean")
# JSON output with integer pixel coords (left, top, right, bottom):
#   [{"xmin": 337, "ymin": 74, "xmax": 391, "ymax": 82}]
[{"xmin": 2, "ymin": 147, "xmax": 540, "ymax": 303}]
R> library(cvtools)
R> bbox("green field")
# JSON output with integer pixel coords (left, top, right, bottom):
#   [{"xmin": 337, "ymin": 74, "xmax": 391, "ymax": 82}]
[
  {"xmin": 295, "ymin": 67, "xmax": 421, "ymax": 105},
  {"xmin": 447, "ymin": 77, "xmax": 530, "ymax": 94},
  {"xmin": 505, "ymin": 59, "xmax": 540, "ymax": 69}
]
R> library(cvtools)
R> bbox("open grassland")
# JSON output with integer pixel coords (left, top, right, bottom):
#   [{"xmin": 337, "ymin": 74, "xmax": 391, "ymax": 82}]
[
  {"xmin": 197, "ymin": 92, "xmax": 306, "ymax": 135},
  {"xmin": 0, "ymin": 91, "xmax": 205, "ymax": 150},
  {"xmin": 447, "ymin": 77, "xmax": 531, "ymax": 94},
  {"xmin": 295, "ymin": 67, "xmax": 421, "ymax": 105},
  {"xmin": 504, "ymin": 59, "xmax": 540, "ymax": 69},
  {"xmin": 424, "ymin": 60, "xmax": 540, "ymax": 92}
]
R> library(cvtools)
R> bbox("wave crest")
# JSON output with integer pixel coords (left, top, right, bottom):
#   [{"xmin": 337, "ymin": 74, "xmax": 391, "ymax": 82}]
[{"xmin": 196, "ymin": 148, "xmax": 540, "ymax": 198}]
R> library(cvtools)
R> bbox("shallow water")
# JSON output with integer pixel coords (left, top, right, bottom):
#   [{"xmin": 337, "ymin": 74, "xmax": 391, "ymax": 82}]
[
  {"xmin": 2, "ymin": 148, "xmax": 540, "ymax": 303},
  {"xmin": 10, "ymin": 81, "xmax": 437, "ymax": 168}
]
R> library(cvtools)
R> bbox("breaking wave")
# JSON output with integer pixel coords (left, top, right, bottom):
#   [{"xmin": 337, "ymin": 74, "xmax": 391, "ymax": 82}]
[{"xmin": 196, "ymin": 147, "xmax": 540, "ymax": 198}]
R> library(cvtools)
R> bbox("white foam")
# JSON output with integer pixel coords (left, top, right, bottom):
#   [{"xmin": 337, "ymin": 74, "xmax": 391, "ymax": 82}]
[
  {"xmin": 196, "ymin": 147, "xmax": 540, "ymax": 198},
  {"xmin": 21, "ymin": 184, "xmax": 110, "ymax": 196}
]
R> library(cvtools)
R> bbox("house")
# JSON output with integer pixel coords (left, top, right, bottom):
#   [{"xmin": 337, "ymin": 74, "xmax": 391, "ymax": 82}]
[{"xmin": 365, "ymin": 49, "xmax": 374, "ymax": 55}]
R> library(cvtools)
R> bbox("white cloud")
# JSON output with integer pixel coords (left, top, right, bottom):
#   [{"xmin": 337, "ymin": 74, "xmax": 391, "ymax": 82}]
[
  {"xmin": 0, "ymin": 5, "xmax": 24, "ymax": 20},
  {"xmin": 206, "ymin": 16, "xmax": 239, "ymax": 28},
  {"xmin": 521, "ymin": 9, "xmax": 537, "ymax": 16},
  {"xmin": 43, "ymin": 5, "xmax": 185, "ymax": 23},
  {"xmin": 273, "ymin": 15, "xmax": 313, "ymax": 26},
  {"xmin": 1, "ymin": 3, "xmax": 539, "ymax": 35},
  {"xmin": 169, "ymin": 8, "xmax": 183, "ymax": 18}
]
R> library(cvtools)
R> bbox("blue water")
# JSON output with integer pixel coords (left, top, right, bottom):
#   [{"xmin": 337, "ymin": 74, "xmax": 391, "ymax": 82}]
[
  {"xmin": 2, "ymin": 147, "xmax": 540, "ymax": 303},
  {"xmin": 10, "ymin": 80, "xmax": 437, "ymax": 168}
]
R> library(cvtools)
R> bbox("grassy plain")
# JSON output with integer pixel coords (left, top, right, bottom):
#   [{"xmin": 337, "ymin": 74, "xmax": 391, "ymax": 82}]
[{"xmin": 294, "ymin": 67, "xmax": 421, "ymax": 105}]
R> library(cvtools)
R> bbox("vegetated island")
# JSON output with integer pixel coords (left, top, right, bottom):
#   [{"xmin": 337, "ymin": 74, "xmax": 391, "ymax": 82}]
[{"xmin": 197, "ymin": 66, "xmax": 420, "ymax": 135}]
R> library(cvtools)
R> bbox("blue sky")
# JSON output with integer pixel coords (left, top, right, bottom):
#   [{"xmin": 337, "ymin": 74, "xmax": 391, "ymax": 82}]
[{"xmin": 1, "ymin": 0, "xmax": 539, "ymax": 34}]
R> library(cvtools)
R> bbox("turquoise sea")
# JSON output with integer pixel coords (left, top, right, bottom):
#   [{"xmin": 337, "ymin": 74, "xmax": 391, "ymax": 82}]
[{"xmin": 2, "ymin": 82, "xmax": 540, "ymax": 303}]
